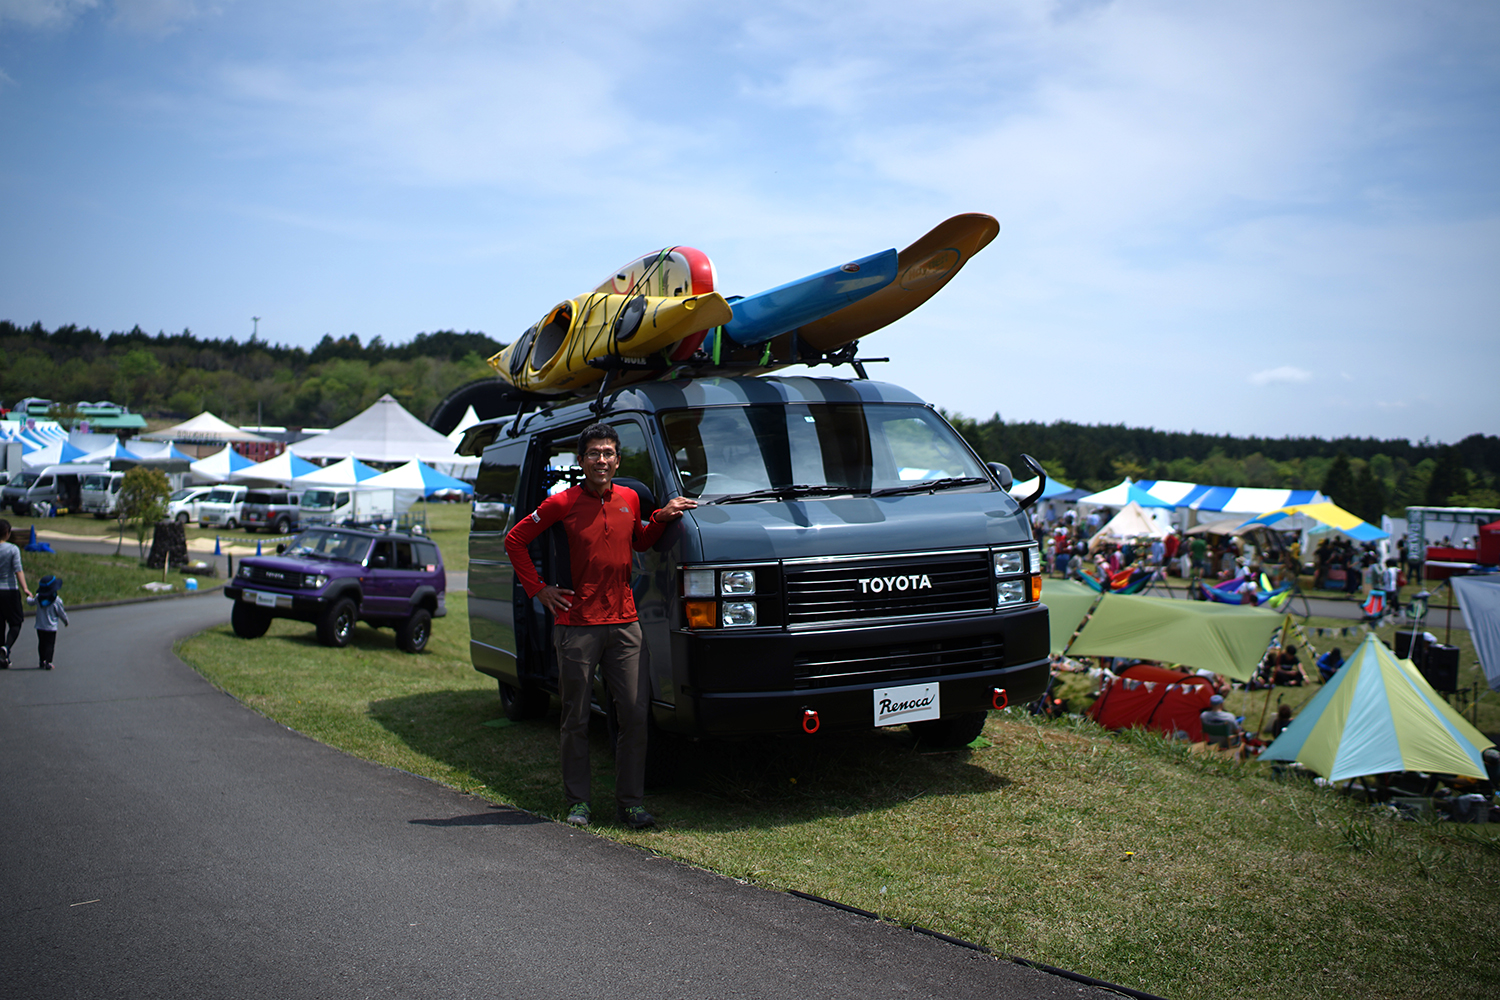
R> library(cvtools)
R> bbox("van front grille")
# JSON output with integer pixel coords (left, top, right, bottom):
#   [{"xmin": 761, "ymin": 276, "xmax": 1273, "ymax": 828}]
[
  {"xmin": 793, "ymin": 635, "xmax": 1005, "ymax": 690},
  {"xmin": 783, "ymin": 551, "xmax": 992, "ymax": 626}
]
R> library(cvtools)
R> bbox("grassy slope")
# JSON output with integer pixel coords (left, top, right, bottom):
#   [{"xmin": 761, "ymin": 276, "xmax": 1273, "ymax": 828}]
[{"xmin": 180, "ymin": 523, "xmax": 1500, "ymax": 1000}]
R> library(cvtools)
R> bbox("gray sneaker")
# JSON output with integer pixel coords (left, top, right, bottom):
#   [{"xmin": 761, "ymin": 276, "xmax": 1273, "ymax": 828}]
[
  {"xmin": 565, "ymin": 802, "xmax": 590, "ymax": 828},
  {"xmin": 616, "ymin": 805, "xmax": 655, "ymax": 830}
]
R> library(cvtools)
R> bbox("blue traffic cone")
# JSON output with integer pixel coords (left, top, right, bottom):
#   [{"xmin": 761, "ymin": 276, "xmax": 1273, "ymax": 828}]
[
  {"xmin": 214, "ymin": 536, "xmax": 221, "ymax": 555},
  {"xmin": 28, "ymin": 526, "xmax": 37, "ymax": 546},
  {"xmin": 256, "ymin": 539, "xmax": 262, "ymax": 556}
]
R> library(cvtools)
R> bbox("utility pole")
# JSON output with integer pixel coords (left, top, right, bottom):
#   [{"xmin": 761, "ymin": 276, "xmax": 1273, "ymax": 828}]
[{"xmin": 252, "ymin": 316, "xmax": 261, "ymax": 339}]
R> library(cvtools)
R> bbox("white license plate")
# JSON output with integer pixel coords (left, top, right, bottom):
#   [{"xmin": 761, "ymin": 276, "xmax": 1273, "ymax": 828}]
[
  {"xmin": 873, "ymin": 682, "xmax": 941, "ymax": 727},
  {"xmin": 244, "ymin": 589, "xmax": 279, "ymax": 608}
]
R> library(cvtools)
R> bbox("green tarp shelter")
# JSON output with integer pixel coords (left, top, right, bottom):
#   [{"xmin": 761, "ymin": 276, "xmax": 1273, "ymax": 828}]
[
  {"xmin": 1260, "ymin": 633, "xmax": 1494, "ymax": 781},
  {"xmin": 1065, "ymin": 592, "xmax": 1285, "ymax": 681},
  {"xmin": 1042, "ymin": 579, "xmax": 1102, "ymax": 654}
]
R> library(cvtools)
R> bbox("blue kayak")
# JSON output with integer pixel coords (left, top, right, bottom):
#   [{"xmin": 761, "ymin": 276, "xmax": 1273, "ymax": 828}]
[{"xmin": 718, "ymin": 248, "xmax": 898, "ymax": 346}]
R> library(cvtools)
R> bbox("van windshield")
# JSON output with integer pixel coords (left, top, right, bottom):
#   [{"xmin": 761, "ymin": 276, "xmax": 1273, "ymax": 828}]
[
  {"xmin": 301, "ymin": 490, "xmax": 335, "ymax": 508},
  {"xmin": 659, "ymin": 403, "xmax": 992, "ymax": 500},
  {"xmin": 205, "ymin": 489, "xmax": 238, "ymax": 503},
  {"xmin": 9, "ymin": 473, "xmax": 38, "ymax": 488}
]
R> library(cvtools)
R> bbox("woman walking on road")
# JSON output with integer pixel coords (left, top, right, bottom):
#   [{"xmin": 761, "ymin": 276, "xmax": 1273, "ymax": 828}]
[{"xmin": 0, "ymin": 519, "xmax": 34, "ymax": 668}]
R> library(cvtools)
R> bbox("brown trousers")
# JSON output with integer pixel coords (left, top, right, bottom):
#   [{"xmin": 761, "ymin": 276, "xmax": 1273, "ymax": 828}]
[{"xmin": 554, "ymin": 621, "xmax": 647, "ymax": 809}]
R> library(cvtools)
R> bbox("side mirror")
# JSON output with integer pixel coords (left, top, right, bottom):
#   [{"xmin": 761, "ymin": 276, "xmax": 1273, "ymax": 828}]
[
  {"xmin": 1015, "ymin": 455, "xmax": 1047, "ymax": 512},
  {"xmin": 276, "ymin": 543, "xmax": 286, "ymax": 555},
  {"xmin": 371, "ymin": 555, "xmax": 389, "ymax": 569},
  {"xmin": 988, "ymin": 462, "xmax": 1013, "ymax": 492}
]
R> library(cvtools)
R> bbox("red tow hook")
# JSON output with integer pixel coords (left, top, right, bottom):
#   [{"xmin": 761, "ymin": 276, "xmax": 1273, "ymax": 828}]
[
  {"xmin": 802, "ymin": 708, "xmax": 821, "ymax": 734},
  {"xmin": 992, "ymin": 687, "xmax": 1008, "ymax": 710}
]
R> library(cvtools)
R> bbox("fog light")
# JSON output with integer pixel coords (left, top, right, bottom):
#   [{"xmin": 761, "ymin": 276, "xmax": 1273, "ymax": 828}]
[
  {"xmin": 721, "ymin": 601, "xmax": 757, "ymax": 627},
  {"xmin": 997, "ymin": 579, "xmax": 1026, "ymax": 605},
  {"xmin": 685, "ymin": 600, "xmax": 716, "ymax": 628},
  {"xmin": 720, "ymin": 569, "xmax": 756, "ymax": 595},
  {"xmin": 683, "ymin": 569, "xmax": 715, "ymax": 597}
]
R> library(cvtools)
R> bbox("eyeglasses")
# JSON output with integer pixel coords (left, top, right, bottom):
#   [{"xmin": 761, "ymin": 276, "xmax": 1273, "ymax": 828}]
[{"xmin": 583, "ymin": 449, "xmax": 618, "ymax": 461}]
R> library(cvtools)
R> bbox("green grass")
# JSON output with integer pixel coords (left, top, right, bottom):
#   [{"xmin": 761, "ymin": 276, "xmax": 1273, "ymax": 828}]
[
  {"xmin": 179, "ymin": 590, "xmax": 1500, "ymax": 1000},
  {"xmin": 14, "ymin": 548, "xmax": 208, "ymax": 604}
]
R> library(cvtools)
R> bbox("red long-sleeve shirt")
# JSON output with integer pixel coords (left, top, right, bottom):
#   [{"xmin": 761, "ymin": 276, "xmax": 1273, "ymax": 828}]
[{"xmin": 504, "ymin": 482, "xmax": 669, "ymax": 626}]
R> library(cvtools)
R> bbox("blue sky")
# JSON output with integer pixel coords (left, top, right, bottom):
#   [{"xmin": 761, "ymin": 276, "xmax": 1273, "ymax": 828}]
[{"xmin": 2, "ymin": 0, "xmax": 1496, "ymax": 444}]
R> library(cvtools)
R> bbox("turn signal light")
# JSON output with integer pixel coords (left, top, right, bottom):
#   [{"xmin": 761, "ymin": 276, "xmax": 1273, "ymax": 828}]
[
  {"xmin": 1030, "ymin": 575, "xmax": 1044, "ymax": 602},
  {"xmin": 685, "ymin": 600, "xmax": 716, "ymax": 629}
]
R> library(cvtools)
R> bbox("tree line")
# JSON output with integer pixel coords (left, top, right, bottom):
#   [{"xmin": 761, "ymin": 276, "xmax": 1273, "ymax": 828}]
[
  {"xmin": 1, "ymin": 321, "xmax": 500, "ymax": 429},
  {"xmin": 3, "ymin": 320, "xmax": 1494, "ymax": 520},
  {"xmin": 943, "ymin": 412, "xmax": 1499, "ymax": 522}
]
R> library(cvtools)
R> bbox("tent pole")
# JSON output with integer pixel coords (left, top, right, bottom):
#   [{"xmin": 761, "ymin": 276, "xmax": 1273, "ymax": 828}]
[{"xmin": 1257, "ymin": 614, "xmax": 1292, "ymax": 735}]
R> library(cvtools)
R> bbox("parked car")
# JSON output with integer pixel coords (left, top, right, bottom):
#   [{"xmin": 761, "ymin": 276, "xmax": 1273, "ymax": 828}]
[
  {"xmin": 298, "ymin": 488, "xmax": 397, "ymax": 528},
  {"xmin": 2, "ymin": 463, "xmax": 109, "ymax": 515},
  {"xmin": 240, "ymin": 489, "xmax": 303, "ymax": 534},
  {"xmin": 167, "ymin": 486, "xmax": 216, "ymax": 525},
  {"xmin": 81, "ymin": 471, "xmax": 126, "ymax": 518},
  {"xmin": 197, "ymin": 485, "xmax": 249, "ymax": 529},
  {"xmin": 224, "ymin": 526, "xmax": 446, "ymax": 652}
]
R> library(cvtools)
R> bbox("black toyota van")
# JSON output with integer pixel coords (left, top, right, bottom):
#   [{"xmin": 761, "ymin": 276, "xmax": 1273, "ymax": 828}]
[{"xmin": 463, "ymin": 376, "xmax": 1050, "ymax": 749}]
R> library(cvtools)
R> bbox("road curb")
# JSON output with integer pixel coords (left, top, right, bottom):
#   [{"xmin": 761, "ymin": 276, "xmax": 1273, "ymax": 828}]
[{"xmin": 21, "ymin": 582, "xmax": 226, "ymax": 618}]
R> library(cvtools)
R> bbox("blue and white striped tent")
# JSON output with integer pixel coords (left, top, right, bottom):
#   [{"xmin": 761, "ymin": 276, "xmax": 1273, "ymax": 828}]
[{"xmin": 1134, "ymin": 481, "xmax": 1324, "ymax": 514}]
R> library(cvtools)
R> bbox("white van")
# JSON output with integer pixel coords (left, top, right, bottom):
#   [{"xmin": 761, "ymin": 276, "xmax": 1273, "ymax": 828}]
[
  {"xmin": 167, "ymin": 486, "xmax": 216, "ymax": 524},
  {"xmin": 1, "ymin": 463, "xmax": 109, "ymax": 515},
  {"xmin": 81, "ymin": 471, "xmax": 127, "ymax": 518},
  {"xmin": 197, "ymin": 485, "xmax": 250, "ymax": 529}
]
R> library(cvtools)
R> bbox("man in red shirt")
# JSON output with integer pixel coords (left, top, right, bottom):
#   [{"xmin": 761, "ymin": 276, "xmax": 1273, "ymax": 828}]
[{"xmin": 505, "ymin": 423, "xmax": 695, "ymax": 829}]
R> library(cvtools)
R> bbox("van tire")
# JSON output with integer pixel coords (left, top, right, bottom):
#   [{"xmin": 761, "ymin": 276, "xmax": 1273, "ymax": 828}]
[
  {"xmin": 397, "ymin": 609, "xmax": 431, "ymax": 653},
  {"xmin": 317, "ymin": 597, "xmax": 358, "ymax": 648},
  {"xmin": 176, "ymin": 512, "xmax": 190, "ymax": 524},
  {"xmin": 908, "ymin": 710, "xmax": 988, "ymax": 749},
  {"xmin": 231, "ymin": 602, "xmax": 273, "ymax": 639},
  {"xmin": 226, "ymin": 518, "xmax": 239, "ymax": 530},
  {"xmin": 274, "ymin": 516, "xmax": 291, "ymax": 535},
  {"xmin": 499, "ymin": 681, "xmax": 548, "ymax": 721}
]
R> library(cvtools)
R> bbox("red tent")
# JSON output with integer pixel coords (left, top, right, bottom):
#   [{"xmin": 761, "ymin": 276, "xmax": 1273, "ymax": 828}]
[
  {"xmin": 1479, "ymin": 519, "xmax": 1500, "ymax": 567},
  {"xmin": 1087, "ymin": 664, "xmax": 1216, "ymax": 742}
]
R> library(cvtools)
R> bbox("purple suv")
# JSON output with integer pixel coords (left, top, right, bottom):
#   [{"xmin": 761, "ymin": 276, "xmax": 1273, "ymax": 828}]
[{"xmin": 225, "ymin": 527, "xmax": 446, "ymax": 653}]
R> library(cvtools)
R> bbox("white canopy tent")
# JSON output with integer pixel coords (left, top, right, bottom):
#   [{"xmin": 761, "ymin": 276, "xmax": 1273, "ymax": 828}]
[
  {"xmin": 1087, "ymin": 501, "xmax": 1174, "ymax": 552},
  {"xmin": 189, "ymin": 445, "xmax": 257, "ymax": 483},
  {"xmin": 291, "ymin": 394, "xmax": 475, "ymax": 473},
  {"xmin": 296, "ymin": 455, "xmax": 382, "ymax": 487},
  {"xmin": 229, "ymin": 450, "xmax": 320, "ymax": 486},
  {"xmin": 139, "ymin": 411, "xmax": 271, "ymax": 445}
]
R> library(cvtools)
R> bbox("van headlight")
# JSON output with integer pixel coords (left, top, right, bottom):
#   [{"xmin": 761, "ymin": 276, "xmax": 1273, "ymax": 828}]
[
  {"xmin": 720, "ymin": 569, "xmax": 756, "ymax": 595},
  {"xmin": 681, "ymin": 564, "xmax": 775, "ymax": 629},
  {"xmin": 992, "ymin": 544, "xmax": 1042, "ymax": 607},
  {"xmin": 721, "ymin": 601, "xmax": 758, "ymax": 627}
]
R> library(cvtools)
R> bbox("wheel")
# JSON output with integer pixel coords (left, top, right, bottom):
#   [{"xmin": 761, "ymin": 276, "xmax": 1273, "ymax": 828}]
[
  {"xmin": 908, "ymin": 710, "xmax": 988, "ymax": 749},
  {"xmin": 226, "ymin": 518, "xmax": 239, "ymax": 530},
  {"xmin": 498, "ymin": 680, "xmax": 548, "ymax": 721},
  {"xmin": 396, "ymin": 608, "xmax": 432, "ymax": 653},
  {"xmin": 231, "ymin": 601, "xmax": 273, "ymax": 639},
  {"xmin": 274, "ymin": 516, "xmax": 291, "ymax": 535},
  {"xmin": 316, "ymin": 597, "xmax": 357, "ymax": 648},
  {"xmin": 176, "ymin": 511, "xmax": 190, "ymax": 524}
]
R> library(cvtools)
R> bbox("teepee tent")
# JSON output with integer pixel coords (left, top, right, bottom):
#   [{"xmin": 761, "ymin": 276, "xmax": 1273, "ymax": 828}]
[
  {"xmin": 363, "ymin": 459, "xmax": 474, "ymax": 510},
  {"xmin": 1087, "ymin": 501, "xmax": 1173, "ymax": 551},
  {"xmin": 295, "ymin": 455, "xmax": 382, "ymax": 487},
  {"xmin": 190, "ymin": 445, "xmax": 257, "ymax": 483},
  {"xmin": 1261, "ymin": 633, "xmax": 1494, "ymax": 781},
  {"xmin": 1449, "ymin": 575, "xmax": 1500, "ymax": 693},
  {"xmin": 230, "ymin": 449, "xmax": 319, "ymax": 486}
]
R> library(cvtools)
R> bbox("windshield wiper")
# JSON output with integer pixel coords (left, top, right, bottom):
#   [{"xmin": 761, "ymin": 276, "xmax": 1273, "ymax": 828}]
[
  {"xmin": 708, "ymin": 484, "xmax": 867, "ymax": 505},
  {"xmin": 869, "ymin": 476, "xmax": 991, "ymax": 498}
]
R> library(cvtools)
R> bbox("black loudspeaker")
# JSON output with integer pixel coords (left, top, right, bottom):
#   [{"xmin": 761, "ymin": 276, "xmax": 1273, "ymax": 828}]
[
  {"xmin": 1422, "ymin": 644, "xmax": 1460, "ymax": 694},
  {"xmin": 1395, "ymin": 630, "xmax": 1428, "ymax": 662}
]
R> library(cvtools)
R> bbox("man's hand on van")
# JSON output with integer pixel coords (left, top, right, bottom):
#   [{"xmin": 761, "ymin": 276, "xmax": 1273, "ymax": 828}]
[
  {"xmin": 655, "ymin": 496, "xmax": 698, "ymax": 522},
  {"xmin": 537, "ymin": 585, "xmax": 575, "ymax": 614}
]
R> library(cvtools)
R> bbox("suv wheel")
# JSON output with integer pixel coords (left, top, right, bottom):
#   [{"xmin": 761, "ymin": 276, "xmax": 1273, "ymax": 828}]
[
  {"xmin": 396, "ymin": 608, "xmax": 431, "ymax": 654},
  {"xmin": 231, "ymin": 602, "xmax": 273, "ymax": 639},
  {"xmin": 317, "ymin": 597, "xmax": 357, "ymax": 648},
  {"xmin": 499, "ymin": 680, "xmax": 548, "ymax": 721},
  {"xmin": 274, "ymin": 516, "xmax": 291, "ymax": 535},
  {"xmin": 908, "ymin": 710, "xmax": 988, "ymax": 749}
]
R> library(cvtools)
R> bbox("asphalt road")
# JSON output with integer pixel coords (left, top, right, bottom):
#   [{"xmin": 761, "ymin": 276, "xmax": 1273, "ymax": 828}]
[{"xmin": 0, "ymin": 594, "xmax": 1118, "ymax": 999}]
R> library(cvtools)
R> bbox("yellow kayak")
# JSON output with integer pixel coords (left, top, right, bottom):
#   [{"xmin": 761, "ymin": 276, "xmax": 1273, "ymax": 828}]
[{"xmin": 488, "ymin": 291, "xmax": 732, "ymax": 394}]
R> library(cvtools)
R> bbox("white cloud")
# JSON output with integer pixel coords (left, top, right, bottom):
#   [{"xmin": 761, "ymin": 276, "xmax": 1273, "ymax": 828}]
[
  {"xmin": 1249, "ymin": 366, "xmax": 1312, "ymax": 387},
  {"xmin": 0, "ymin": 0, "xmax": 97, "ymax": 29}
]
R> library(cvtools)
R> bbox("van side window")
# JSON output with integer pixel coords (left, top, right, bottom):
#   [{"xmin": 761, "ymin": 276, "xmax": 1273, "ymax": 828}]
[
  {"xmin": 612, "ymin": 421, "xmax": 660, "ymax": 502},
  {"xmin": 474, "ymin": 437, "xmax": 527, "ymax": 532}
]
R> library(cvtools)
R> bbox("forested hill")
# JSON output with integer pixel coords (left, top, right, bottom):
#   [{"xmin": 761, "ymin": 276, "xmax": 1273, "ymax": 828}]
[
  {"xmin": 2, "ymin": 320, "xmax": 1494, "ymax": 518},
  {"xmin": 0, "ymin": 320, "xmax": 500, "ymax": 431}
]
